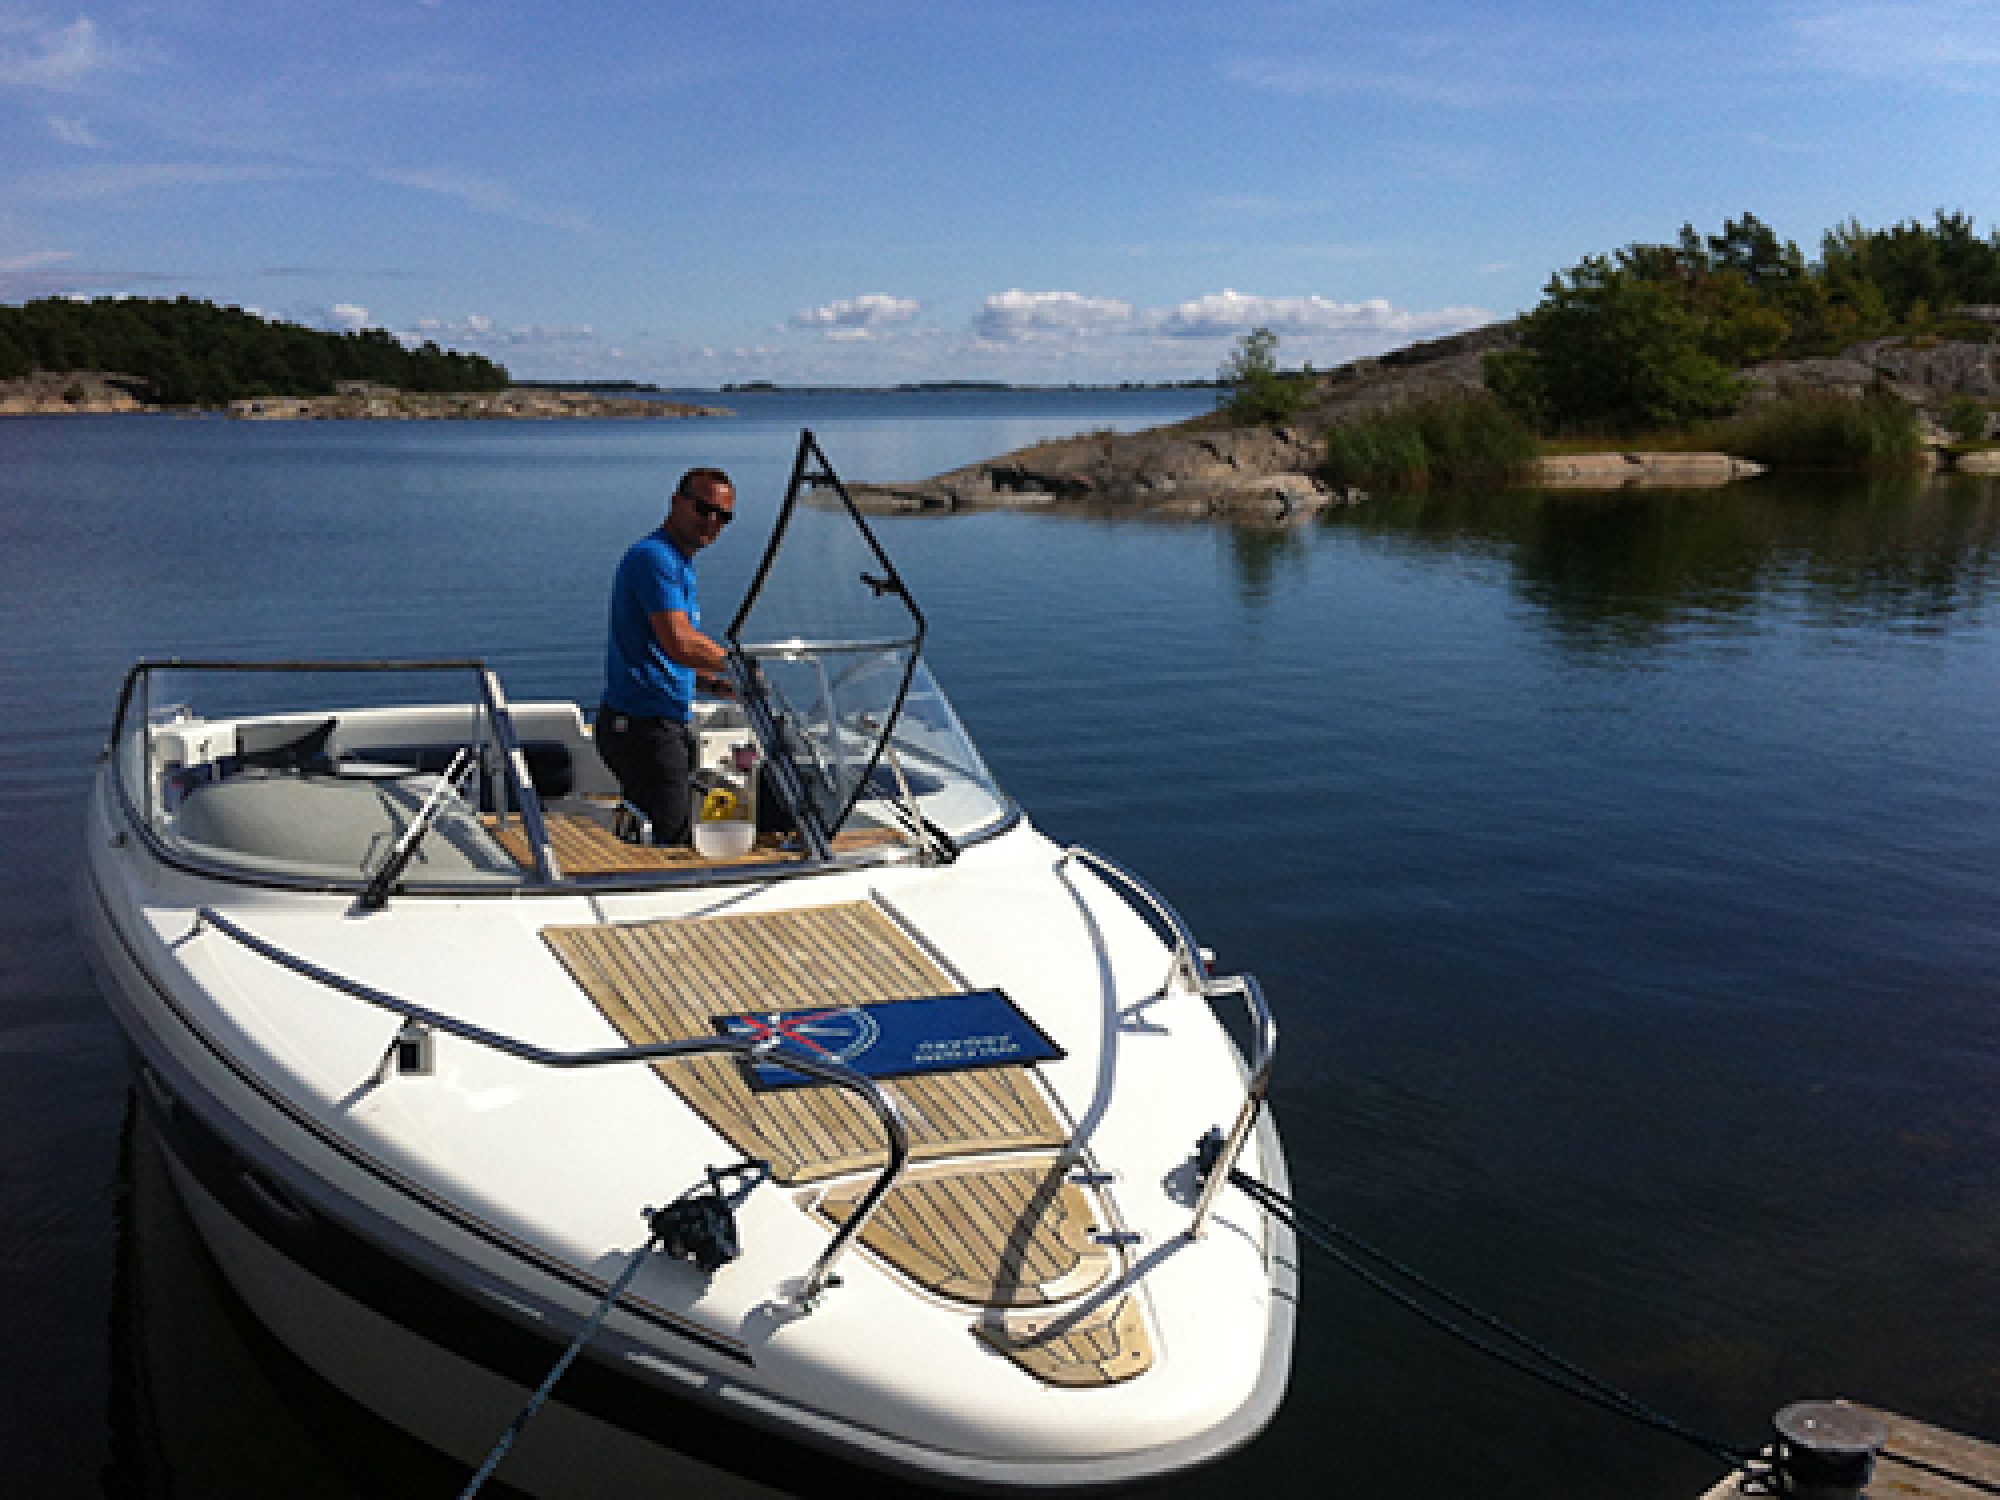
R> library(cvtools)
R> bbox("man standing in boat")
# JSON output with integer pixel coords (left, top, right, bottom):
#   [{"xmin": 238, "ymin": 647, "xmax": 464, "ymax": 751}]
[{"xmin": 594, "ymin": 467, "xmax": 736, "ymax": 844}]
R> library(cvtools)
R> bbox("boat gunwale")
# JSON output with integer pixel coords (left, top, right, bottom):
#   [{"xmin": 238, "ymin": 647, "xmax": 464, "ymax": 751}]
[{"xmin": 98, "ymin": 656, "xmax": 1023, "ymax": 898}]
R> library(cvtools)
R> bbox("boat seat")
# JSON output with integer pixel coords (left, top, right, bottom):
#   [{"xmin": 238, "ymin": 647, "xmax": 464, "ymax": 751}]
[
  {"xmin": 168, "ymin": 769, "xmax": 520, "ymax": 882},
  {"xmin": 339, "ymin": 741, "xmax": 576, "ymax": 801},
  {"xmin": 238, "ymin": 716, "xmax": 338, "ymax": 773}
]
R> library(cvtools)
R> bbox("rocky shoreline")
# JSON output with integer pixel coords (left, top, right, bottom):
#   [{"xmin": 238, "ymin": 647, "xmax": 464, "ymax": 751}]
[
  {"xmin": 226, "ymin": 386, "xmax": 729, "ymax": 421},
  {"xmin": 9, "ymin": 336, "xmax": 1997, "ymax": 503},
  {"xmin": 849, "ymin": 324, "xmax": 2000, "ymax": 520},
  {"xmin": 0, "ymin": 372, "xmax": 727, "ymax": 420}
]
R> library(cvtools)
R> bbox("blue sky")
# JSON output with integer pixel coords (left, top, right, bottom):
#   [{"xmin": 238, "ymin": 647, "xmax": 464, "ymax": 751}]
[{"xmin": 2, "ymin": 1, "xmax": 1996, "ymax": 386}]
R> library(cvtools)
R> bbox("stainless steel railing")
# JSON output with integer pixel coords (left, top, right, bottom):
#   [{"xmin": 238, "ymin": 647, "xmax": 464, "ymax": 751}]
[
  {"xmin": 191, "ymin": 906, "xmax": 908, "ymax": 1306},
  {"xmin": 1056, "ymin": 845, "xmax": 1278, "ymax": 1240}
]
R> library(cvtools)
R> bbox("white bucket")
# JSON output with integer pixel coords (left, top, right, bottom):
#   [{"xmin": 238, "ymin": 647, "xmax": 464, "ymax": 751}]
[{"xmin": 692, "ymin": 819, "xmax": 755, "ymax": 860}]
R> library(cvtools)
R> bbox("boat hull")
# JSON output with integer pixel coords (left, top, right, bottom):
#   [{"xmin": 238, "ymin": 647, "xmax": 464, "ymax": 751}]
[{"xmin": 79, "ymin": 816, "xmax": 1296, "ymax": 1495}]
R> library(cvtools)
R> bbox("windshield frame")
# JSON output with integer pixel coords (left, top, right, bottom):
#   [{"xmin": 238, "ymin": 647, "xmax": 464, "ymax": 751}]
[
  {"xmin": 103, "ymin": 657, "xmax": 560, "ymax": 898},
  {"xmin": 725, "ymin": 430, "xmax": 930, "ymax": 856},
  {"xmin": 101, "ymin": 655, "xmax": 1017, "ymax": 899}
]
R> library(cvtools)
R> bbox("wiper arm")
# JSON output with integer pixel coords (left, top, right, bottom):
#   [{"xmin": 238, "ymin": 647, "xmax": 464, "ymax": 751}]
[{"xmin": 358, "ymin": 747, "xmax": 476, "ymax": 911}]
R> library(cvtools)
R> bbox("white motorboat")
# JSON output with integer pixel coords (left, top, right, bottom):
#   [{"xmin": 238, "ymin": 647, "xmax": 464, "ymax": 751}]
[{"xmin": 79, "ymin": 432, "xmax": 1294, "ymax": 1495}]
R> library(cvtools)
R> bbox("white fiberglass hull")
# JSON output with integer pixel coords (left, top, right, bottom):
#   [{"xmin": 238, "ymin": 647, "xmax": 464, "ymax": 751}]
[{"xmin": 82, "ymin": 772, "xmax": 1296, "ymax": 1495}]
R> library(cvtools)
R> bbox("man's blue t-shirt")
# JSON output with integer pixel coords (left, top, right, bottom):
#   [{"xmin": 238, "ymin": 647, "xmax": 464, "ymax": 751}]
[{"xmin": 602, "ymin": 527, "xmax": 700, "ymax": 719}]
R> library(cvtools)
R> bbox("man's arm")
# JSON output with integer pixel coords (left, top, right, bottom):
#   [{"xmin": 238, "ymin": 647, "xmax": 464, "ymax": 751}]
[{"xmin": 650, "ymin": 609, "xmax": 731, "ymax": 688}]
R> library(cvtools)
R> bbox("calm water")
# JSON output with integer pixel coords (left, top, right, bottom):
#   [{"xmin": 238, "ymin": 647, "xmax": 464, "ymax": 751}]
[{"xmin": 3, "ymin": 394, "xmax": 1997, "ymax": 1498}]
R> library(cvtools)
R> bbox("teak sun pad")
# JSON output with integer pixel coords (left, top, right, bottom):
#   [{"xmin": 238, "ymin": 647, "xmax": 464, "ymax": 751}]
[
  {"xmin": 815, "ymin": 1156, "xmax": 1115, "ymax": 1307},
  {"xmin": 540, "ymin": 900, "xmax": 1070, "ymax": 1184},
  {"xmin": 541, "ymin": 899, "xmax": 1154, "ymax": 1384},
  {"xmin": 492, "ymin": 810, "xmax": 905, "ymax": 875},
  {"xmin": 490, "ymin": 811, "xmax": 787, "ymax": 873}
]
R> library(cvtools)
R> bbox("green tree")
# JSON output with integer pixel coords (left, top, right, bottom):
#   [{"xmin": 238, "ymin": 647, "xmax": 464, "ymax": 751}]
[
  {"xmin": 0, "ymin": 295, "xmax": 508, "ymax": 405},
  {"xmin": 1488, "ymin": 255, "xmax": 1745, "ymax": 434},
  {"xmin": 1218, "ymin": 326, "xmax": 1310, "ymax": 427},
  {"xmin": 1706, "ymin": 213, "xmax": 1806, "ymax": 290},
  {"xmin": 0, "ymin": 328, "xmax": 29, "ymax": 379}
]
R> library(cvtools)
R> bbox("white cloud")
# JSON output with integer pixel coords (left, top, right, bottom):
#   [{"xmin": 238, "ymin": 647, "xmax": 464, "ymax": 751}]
[
  {"xmin": 788, "ymin": 294, "xmax": 922, "ymax": 338},
  {"xmin": 0, "ymin": 16, "xmax": 131, "ymax": 91},
  {"xmin": 368, "ymin": 168, "xmax": 596, "ymax": 235},
  {"xmin": 1789, "ymin": 1, "xmax": 2000, "ymax": 76},
  {"xmin": 16, "ymin": 161, "xmax": 302, "ymax": 200},
  {"xmin": 974, "ymin": 289, "xmax": 1135, "ymax": 342},
  {"xmin": 1151, "ymin": 288, "xmax": 1483, "ymax": 341},
  {"xmin": 0, "ymin": 259, "xmax": 184, "ymax": 299},
  {"xmin": 276, "ymin": 302, "xmax": 375, "ymax": 334},
  {"xmin": 0, "ymin": 248, "xmax": 75, "ymax": 273},
  {"xmin": 47, "ymin": 114, "xmax": 102, "ymax": 147},
  {"xmin": 1224, "ymin": 55, "xmax": 1512, "ymax": 110},
  {"xmin": 405, "ymin": 315, "xmax": 605, "ymax": 356}
]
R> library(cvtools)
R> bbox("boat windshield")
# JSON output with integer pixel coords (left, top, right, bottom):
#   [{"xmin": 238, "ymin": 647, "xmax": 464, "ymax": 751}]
[
  {"xmin": 726, "ymin": 433, "xmax": 1011, "ymax": 852},
  {"xmin": 109, "ymin": 661, "xmax": 543, "ymax": 892},
  {"xmin": 103, "ymin": 440, "xmax": 1011, "ymax": 894}
]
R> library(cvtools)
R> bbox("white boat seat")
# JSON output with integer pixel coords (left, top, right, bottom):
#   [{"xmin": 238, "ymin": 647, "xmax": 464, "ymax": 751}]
[{"xmin": 167, "ymin": 770, "xmax": 519, "ymax": 882}]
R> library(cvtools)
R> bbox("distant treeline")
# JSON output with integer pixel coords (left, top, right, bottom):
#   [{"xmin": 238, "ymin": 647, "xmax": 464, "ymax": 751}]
[
  {"xmin": 0, "ymin": 296, "xmax": 510, "ymax": 406},
  {"xmin": 1487, "ymin": 210, "xmax": 2000, "ymax": 433}
]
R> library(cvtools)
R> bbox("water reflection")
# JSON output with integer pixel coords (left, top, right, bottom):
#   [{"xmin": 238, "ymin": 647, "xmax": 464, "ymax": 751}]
[
  {"xmin": 103, "ymin": 1095, "xmax": 470, "ymax": 1499},
  {"xmin": 102, "ymin": 1093, "xmax": 920, "ymax": 1499},
  {"xmin": 1223, "ymin": 522, "xmax": 1310, "ymax": 607},
  {"xmin": 1330, "ymin": 474, "xmax": 2000, "ymax": 654}
]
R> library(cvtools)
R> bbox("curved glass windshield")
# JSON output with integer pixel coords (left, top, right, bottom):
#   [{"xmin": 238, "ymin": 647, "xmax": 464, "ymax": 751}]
[
  {"xmin": 727, "ymin": 432, "xmax": 1012, "ymax": 850},
  {"xmin": 862, "ymin": 660, "xmax": 1009, "ymax": 837},
  {"xmin": 741, "ymin": 650, "xmax": 1008, "ymax": 845}
]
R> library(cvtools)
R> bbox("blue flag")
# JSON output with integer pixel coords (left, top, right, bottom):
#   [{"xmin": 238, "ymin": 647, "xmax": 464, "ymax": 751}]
[{"xmin": 714, "ymin": 989, "xmax": 1062, "ymax": 1090}]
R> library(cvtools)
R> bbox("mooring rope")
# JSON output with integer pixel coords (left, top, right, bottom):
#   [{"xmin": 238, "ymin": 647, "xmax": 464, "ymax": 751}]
[
  {"xmin": 1213, "ymin": 1148, "xmax": 1759, "ymax": 1476},
  {"xmin": 458, "ymin": 1229, "xmax": 663, "ymax": 1500}
]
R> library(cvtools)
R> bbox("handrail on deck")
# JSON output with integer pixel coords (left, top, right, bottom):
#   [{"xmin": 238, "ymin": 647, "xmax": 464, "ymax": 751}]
[
  {"xmin": 1056, "ymin": 845, "xmax": 1278, "ymax": 1240},
  {"xmin": 191, "ymin": 905, "xmax": 908, "ymax": 1307}
]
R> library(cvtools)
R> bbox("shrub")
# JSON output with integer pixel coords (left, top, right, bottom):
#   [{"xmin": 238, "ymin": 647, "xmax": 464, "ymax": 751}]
[
  {"xmin": 1701, "ymin": 389, "xmax": 1923, "ymax": 468},
  {"xmin": 1324, "ymin": 394, "xmax": 1540, "ymax": 490},
  {"xmin": 1942, "ymin": 394, "xmax": 1990, "ymax": 445}
]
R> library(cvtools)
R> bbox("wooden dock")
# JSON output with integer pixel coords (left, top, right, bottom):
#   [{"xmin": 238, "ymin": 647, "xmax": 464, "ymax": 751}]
[{"xmin": 1699, "ymin": 1403, "xmax": 2000, "ymax": 1499}]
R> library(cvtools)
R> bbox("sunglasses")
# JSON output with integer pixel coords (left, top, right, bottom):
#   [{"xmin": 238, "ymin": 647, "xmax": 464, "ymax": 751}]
[{"xmin": 691, "ymin": 496, "xmax": 734, "ymax": 525}]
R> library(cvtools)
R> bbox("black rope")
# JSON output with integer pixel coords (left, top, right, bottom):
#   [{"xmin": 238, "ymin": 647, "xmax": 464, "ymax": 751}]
[
  {"xmin": 1224, "ymin": 1162, "xmax": 1759, "ymax": 1474},
  {"xmin": 458, "ymin": 1228, "xmax": 663, "ymax": 1499},
  {"xmin": 459, "ymin": 1161, "xmax": 766, "ymax": 1498}
]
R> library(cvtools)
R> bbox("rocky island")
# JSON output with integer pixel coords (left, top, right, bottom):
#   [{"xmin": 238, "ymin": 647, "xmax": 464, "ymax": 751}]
[
  {"xmin": 224, "ymin": 383, "xmax": 729, "ymax": 421},
  {"xmin": 0, "ymin": 296, "xmax": 732, "ymax": 421},
  {"xmin": 848, "ymin": 321, "xmax": 2000, "ymax": 521},
  {"xmin": 0, "ymin": 372, "xmax": 727, "ymax": 420}
]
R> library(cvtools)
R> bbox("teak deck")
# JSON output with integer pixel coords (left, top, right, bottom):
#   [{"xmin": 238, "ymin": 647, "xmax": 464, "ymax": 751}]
[
  {"xmin": 541, "ymin": 899, "xmax": 1155, "ymax": 1385},
  {"xmin": 542, "ymin": 899, "xmax": 1070, "ymax": 1183},
  {"xmin": 492, "ymin": 810, "xmax": 901, "ymax": 875}
]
